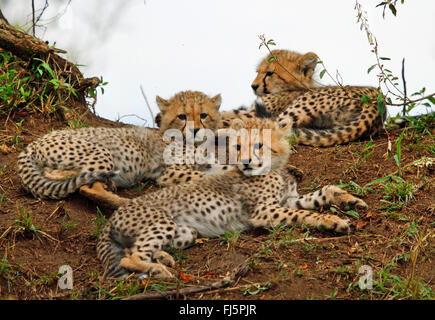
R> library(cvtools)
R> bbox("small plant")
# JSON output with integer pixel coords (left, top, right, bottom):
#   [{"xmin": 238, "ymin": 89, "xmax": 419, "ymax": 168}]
[
  {"xmin": 336, "ymin": 180, "xmax": 374, "ymax": 196},
  {"xmin": 384, "ymin": 180, "xmax": 414, "ymax": 202},
  {"xmin": 59, "ymin": 214, "xmax": 77, "ymax": 234},
  {"xmin": 219, "ymin": 230, "xmax": 241, "ymax": 246},
  {"xmin": 68, "ymin": 118, "xmax": 88, "ymax": 129},
  {"xmin": 381, "ymin": 177, "xmax": 414, "ymax": 212},
  {"xmin": 424, "ymin": 143, "xmax": 435, "ymax": 156},
  {"xmin": 326, "ymin": 287, "xmax": 339, "ymax": 300},
  {"xmin": 0, "ymin": 194, "xmax": 8, "ymax": 203},
  {"xmin": 93, "ymin": 207, "xmax": 107, "ymax": 237},
  {"xmin": 39, "ymin": 271, "xmax": 60, "ymax": 286},
  {"xmin": 243, "ymin": 282, "xmax": 271, "ymax": 296},
  {"xmin": 334, "ymin": 266, "xmax": 352, "ymax": 277},
  {"xmin": 0, "ymin": 255, "xmax": 11, "ymax": 275},
  {"xmin": 14, "ymin": 205, "xmax": 41, "ymax": 236},
  {"xmin": 302, "ymin": 177, "xmax": 321, "ymax": 191},
  {"xmin": 8, "ymin": 205, "xmax": 56, "ymax": 242},
  {"xmin": 10, "ymin": 133, "xmax": 24, "ymax": 149},
  {"xmin": 346, "ymin": 139, "xmax": 374, "ymax": 174},
  {"xmin": 372, "ymin": 258, "xmax": 434, "ymax": 299},
  {"xmin": 168, "ymin": 249, "xmax": 190, "ymax": 264}
]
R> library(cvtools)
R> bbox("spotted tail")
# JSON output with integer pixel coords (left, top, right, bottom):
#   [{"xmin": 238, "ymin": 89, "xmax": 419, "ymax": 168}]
[
  {"xmin": 17, "ymin": 147, "xmax": 117, "ymax": 199},
  {"xmin": 295, "ymin": 110, "xmax": 384, "ymax": 147}
]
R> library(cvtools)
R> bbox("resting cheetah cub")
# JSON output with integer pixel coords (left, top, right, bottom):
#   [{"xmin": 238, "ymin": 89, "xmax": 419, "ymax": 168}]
[
  {"xmin": 251, "ymin": 49, "xmax": 385, "ymax": 146},
  {"xmin": 97, "ymin": 119, "xmax": 367, "ymax": 279},
  {"xmin": 17, "ymin": 91, "xmax": 225, "ymax": 207},
  {"xmin": 17, "ymin": 126, "xmax": 167, "ymax": 207}
]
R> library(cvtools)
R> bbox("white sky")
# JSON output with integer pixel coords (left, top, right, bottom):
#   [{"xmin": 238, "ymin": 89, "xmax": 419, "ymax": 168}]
[{"xmin": 3, "ymin": 0, "xmax": 435, "ymax": 126}]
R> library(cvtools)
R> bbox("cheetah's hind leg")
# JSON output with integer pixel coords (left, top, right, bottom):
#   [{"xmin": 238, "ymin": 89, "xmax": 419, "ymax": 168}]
[
  {"xmin": 119, "ymin": 252, "xmax": 173, "ymax": 279},
  {"xmin": 79, "ymin": 181, "xmax": 129, "ymax": 209}
]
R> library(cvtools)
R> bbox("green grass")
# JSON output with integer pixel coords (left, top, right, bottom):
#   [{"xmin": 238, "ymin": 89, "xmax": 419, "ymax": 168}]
[
  {"xmin": 93, "ymin": 207, "xmax": 107, "ymax": 237},
  {"xmin": 219, "ymin": 230, "xmax": 242, "ymax": 246},
  {"xmin": 371, "ymin": 257, "xmax": 434, "ymax": 300},
  {"xmin": 380, "ymin": 176, "xmax": 414, "ymax": 212},
  {"xmin": 0, "ymin": 50, "xmax": 107, "ymax": 118}
]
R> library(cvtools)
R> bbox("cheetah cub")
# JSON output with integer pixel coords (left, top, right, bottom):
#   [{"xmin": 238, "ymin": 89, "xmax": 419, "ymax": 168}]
[
  {"xmin": 97, "ymin": 118, "xmax": 368, "ymax": 279},
  {"xmin": 251, "ymin": 49, "xmax": 385, "ymax": 146},
  {"xmin": 17, "ymin": 91, "xmax": 224, "ymax": 207}
]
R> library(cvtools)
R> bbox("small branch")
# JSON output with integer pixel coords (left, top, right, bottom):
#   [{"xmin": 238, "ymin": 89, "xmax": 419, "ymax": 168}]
[
  {"xmin": 387, "ymin": 93, "xmax": 435, "ymax": 106},
  {"xmin": 116, "ymin": 113, "xmax": 148, "ymax": 124},
  {"xmin": 140, "ymin": 85, "xmax": 155, "ymax": 128},
  {"xmin": 31, "ymin": 0, "xmax": 36, "ymax": 36},
  {"xmin": 124, "ymin": 260, "xmax": 249, "ymax": 300},
  {"xmin": 124, "ymin": 278, "xmax": 233, "ymax": 300},
  {"xmin": 401, "ymin": 58, "xmax": 407, "ymax": 116}
]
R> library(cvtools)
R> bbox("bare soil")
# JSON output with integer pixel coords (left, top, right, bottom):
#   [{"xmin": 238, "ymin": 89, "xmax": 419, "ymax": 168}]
[{"xmin": 0, "ymin": 112, "xmax": 433, "ymax": 300}]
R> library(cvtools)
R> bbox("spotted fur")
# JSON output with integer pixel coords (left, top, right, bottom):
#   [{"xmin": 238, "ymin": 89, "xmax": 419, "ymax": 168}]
[
  {"xmin": 17, "ymin": 127, "xmax": 168, "ymax": 206},
  {"xmin": 97, "ymin": 120, "xmax": 368, "ymax": 279},
  {"xmin": 251, "ymin": 49, "xmax": 385, "ymax": 146}
]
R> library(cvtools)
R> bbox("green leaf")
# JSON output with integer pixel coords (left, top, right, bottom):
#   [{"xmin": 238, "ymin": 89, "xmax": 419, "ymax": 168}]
[
  {"xmin": 389, "ymin": 4, "xmax": 397, "ymax": 16},
  {"xmin": 395, "ymin": 129, "xmax": 405, "ymax": 168},
  {"xmin": 379, "ymin": 57, "xmax": 391, "ymax": 61},
  {"xmin": 427, "ymin": 96, "xmax": 435, "ymax": 105},
  {"xmin": 361, "ymin": 94, "xmax": 370, "ymax": 103},
  {"xmin": 364, "ymin": 175, "xmax": 392, "ymax": 187},
  {"xmin": 377, "ymin": 103, "xmax": 386, "ymax": 117},
  {"xmin": 345, "ymin": 210, "xmax": 360, "ymax": 219},
  {"xmin": 367, "ymin": 64, "xmax": 377, "ymax": 74},
  {"xmin": 319, "ymin": 69, "xmax": 326, "ymax": 79},
  {"xmin": 268, "ymin": 56, "xmax": 277, "ymax": 62}
]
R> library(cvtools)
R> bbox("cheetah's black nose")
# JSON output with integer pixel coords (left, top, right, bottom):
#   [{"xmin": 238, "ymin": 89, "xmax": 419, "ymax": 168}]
[
  {"xmin": 189, "ymin": 128, "xmax": 200, "ymax": 136},
  {"xmin": 241, "ymin": 159, "xmax": 252, "ymax": 165},
  {"xmin": 251, "ymin": 84, "xmax": 259, "ymax": 92}
]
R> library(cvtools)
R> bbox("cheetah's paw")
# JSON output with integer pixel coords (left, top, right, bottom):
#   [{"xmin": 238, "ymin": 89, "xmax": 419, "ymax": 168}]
[{"xmin": 153, "ymin": 250, "xmax": 175, "ymax": 267}]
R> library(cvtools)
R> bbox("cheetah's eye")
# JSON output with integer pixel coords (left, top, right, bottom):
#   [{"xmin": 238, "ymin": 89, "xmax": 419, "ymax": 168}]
[
  {"xmin": 178, "ymin": 114, "xmax": 187, "ymax": 120},
  {"xmin": 265, "ymin": 71, "xmax": 274, "ymax": 77},
  {"xmin": 200, "ymin": 113, "xmax": 208, "ymax": 119}
]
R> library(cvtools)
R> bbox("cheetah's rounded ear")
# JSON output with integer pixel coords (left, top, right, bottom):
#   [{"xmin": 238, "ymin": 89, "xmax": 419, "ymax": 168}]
[
  {"xmin": 156, "ymin": 96, "xmax": 170, "ymax": 112},
  {"xmin": 276, "ymin": 118, "xmax": 293, "ymax": 137},
  {"xmin": 230, "ymin": 118, "xmax": 244, "ymax": 130},
  {"xmin": 210, "ymin": 94, "xmax": 222, "ymax": 111},
  {"xmin": 299, "ymin": 52, "xmax": 319, "ymax": 77}
]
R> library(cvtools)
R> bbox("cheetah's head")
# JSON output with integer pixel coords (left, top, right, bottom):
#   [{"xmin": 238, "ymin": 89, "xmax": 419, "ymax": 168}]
[
  {"xmin": 251, "ymin": 50, "xmax": 318, "ymax": 96},
  {"xmin": 156, "ymin": 90, "xmax": 222, "ymax": 141},
  {"xmin": 227, "ymin": 118, "xmax": 293, "ymax": 176}
]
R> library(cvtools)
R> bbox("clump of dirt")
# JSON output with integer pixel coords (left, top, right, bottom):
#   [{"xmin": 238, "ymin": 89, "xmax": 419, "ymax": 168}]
[{"xmin": 0, "ymin": 111, "xmax": 433, "ymax": 300}]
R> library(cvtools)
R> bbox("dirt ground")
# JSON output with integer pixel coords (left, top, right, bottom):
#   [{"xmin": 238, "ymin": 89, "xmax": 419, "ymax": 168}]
[{"xmin": 0, "ymin": 112, "xmax": 433, "ymax": 300}]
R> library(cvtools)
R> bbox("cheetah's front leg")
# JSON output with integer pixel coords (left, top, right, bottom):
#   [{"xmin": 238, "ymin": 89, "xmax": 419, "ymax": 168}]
[
  {"xmin": 286, "ymin": 185, "xmax": 368, "ymax": 211},
  {"xmin": 250, "ymin": 204, "xmax": 350, "ymax": 234}
]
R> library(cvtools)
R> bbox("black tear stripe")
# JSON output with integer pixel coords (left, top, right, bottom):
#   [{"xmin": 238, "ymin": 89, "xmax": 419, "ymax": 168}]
[{"xmin": 262, "ymin": 76, "xmax": 270, "ymax": 95}]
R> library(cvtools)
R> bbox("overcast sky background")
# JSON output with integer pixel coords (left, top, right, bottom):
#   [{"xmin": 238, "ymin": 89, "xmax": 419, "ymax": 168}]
[{"xmin": 2, "ymin": 0, "xmax": 435, "ymax": 126}]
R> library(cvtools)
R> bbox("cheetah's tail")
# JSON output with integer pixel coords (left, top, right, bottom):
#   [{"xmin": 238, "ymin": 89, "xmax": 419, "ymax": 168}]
[
  {"xmin": 17, "ymin": 148, "xmax": 118, "ymax": 199},
  {"xmin": 295, "ymin": 111, "xmax": 384, "ymax": 147},
  {"xmin": 96, "ymin": 223, "xmax": 131, "ymax": 279}
]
